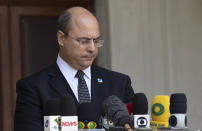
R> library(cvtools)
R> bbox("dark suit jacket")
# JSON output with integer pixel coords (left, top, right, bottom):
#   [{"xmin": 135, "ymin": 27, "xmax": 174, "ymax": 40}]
[{"xmin": 14, "ymin": 63, "xmax": 135, "ymax": 131}]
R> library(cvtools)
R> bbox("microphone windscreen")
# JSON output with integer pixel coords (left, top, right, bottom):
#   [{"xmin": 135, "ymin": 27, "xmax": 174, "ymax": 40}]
[
  {"xmin": 170, "ymin": 103, "xmax": 187, "ymax": 113},
  {"xmin": 151, "ymin": 95, "xmax": 170, "ymax": 128},
  {"xmin": 170, "ymin": 93, "xmax": 187, "ymax": 103},
  {"xmin": 60, "ymin": 94, "xmax": 77, "ymax": 116},
  {"xmin": 101, "ymin": 95, "xmax": 127, "ymax": 119},
  {"xmin": 77, "ymin": 103, "xmax": 97, "ymax": 121},
  {"xmin": 132, "ymin": 93, "xmax": 148, "ymax": 114},
  {"xmin": 170, "ymin": 93, "xmax": 187, "ymax": 114},
  {"xmin": 44, "ymin": 98, "xmax": 60, "ymax": 116},
  {"xmin": 101, "ymin": 95, "xmax": 133, "ymax": 127}
]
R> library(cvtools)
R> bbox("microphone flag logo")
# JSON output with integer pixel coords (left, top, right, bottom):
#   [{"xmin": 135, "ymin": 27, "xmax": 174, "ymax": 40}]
[
  {"xmin": 78, "ymin": 121, "xmax": 85, "ymax": 129},
  {"xmin": 152, "ymin": 103, "xmax": 165, "ymax": 116},
  {"xmin": 78, "ymin": 121, "xmax": 97, "ymax": 129},
  {"xmin": 44, "ymin": 116, "xmax": 60, "ymax": 131},
  {"xmin": 87, "ymin": 121, "xmax": 97, "ymax": 129},
  {"xmin": 55, "ymin": 117, "xmax": 60, "ymax": 125},
  {"xmin": 137, "ymin": 117, "xmax": 148, "ymax": 127}
]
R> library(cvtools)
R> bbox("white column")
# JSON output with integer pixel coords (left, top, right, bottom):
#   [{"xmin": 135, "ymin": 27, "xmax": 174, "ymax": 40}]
[{"xmin": 95, "ymin": 0, "xmax": 202, "ymax": 129}]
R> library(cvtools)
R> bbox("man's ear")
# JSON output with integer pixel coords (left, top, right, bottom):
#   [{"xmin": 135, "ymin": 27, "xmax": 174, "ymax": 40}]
[{"xmin": 57, "ymin": 30, "xmax": 65, "ymax": 47}]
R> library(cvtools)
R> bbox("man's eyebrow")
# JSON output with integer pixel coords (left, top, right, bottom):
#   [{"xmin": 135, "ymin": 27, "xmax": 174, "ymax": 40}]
[
  {"xmin": 77, "ymin": 35, "xmax": 101, "ymax": 40},
  {"xmin": 95, "ymin": 36, "xmax": 101, "ymax": 40}
]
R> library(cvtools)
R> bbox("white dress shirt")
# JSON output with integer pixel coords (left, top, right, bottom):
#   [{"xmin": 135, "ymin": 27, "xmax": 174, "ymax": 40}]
[{"xmin": 56, "ymin": 55, "xmax": 91, "ymax": 101}]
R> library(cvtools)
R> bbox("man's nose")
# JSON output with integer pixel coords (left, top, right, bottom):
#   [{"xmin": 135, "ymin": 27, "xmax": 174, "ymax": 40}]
[{"xmin": 87, "ymin": 40, "xmax": 96, "ymax": 51}]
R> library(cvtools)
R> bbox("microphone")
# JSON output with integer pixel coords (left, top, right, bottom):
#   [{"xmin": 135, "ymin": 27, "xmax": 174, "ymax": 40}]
[
  {"xmin": 150, "ymin": 95, "xmax": 170, "ymax": 129},
  {"xmin": 60, "ymin": 94, "xmax": 78, "ymax": 131},
  {"xmin": 77, "ymin": 103, "xmax": 99, "ymax": 129},
  {"xmin": 169, "ymin": 93, "xmax": 187, "ymax": 129},
  {"xmin": 132, "ymin": 93, "xmax": 150, "ymax": 129},
  {"xmin": 44, "ymin": 98, "xmax": 61, "ymax": 131},
  {"xmin": 101, "ymin": 95, "xmax": 133, "ymax": 131}
]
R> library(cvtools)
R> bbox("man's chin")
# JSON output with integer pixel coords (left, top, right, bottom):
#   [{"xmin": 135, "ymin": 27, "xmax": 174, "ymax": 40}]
[{"xmin": 78, "ymin": 61, "xmax": 93, "ymax": 70}]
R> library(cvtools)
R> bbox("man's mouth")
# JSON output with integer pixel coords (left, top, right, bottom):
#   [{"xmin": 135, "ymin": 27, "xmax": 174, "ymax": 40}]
[
  {"xmin": 82, "ymin": 54, "xmax": 94, "ymax": 58},
  {"xmin": 84, "ymin": 57, "xmax": 94, "ymax": 60}
]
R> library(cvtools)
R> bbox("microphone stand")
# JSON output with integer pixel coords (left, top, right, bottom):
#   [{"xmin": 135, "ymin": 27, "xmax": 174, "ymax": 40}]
[{"xmin": 124, "ymin": 123, "xmax": 133, "ymax": 131}]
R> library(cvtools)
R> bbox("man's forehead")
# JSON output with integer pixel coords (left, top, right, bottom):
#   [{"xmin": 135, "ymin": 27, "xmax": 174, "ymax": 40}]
[
  {"xmin": 68, "ymin": 7, "xmax": 96, "ymax": 23},
  {"xmin": 69, "ymin": 29, "xmax": 100, "ymax": 38},
  {"xmin": 83, "ymin": 31, "xmax": 100, "ymax": 38},
  {"xmin": 69, "ymin": 8, "xmax": 100, "ymax": 38}
]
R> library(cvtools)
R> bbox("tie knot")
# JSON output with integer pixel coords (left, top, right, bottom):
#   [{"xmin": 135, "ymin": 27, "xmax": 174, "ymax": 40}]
[{"xmin": 75, "ymin": 70, "xmax": 84, "ymax": 78}]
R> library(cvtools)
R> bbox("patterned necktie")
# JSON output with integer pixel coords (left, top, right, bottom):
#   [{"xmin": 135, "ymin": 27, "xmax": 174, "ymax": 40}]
[{"xmin": 75, "ymin": 70, "xmax": 91, "ymax": 103}]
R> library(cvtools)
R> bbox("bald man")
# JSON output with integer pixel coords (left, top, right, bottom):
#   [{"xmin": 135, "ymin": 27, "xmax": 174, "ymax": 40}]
[{"xmin": 14, "ymin": 7, "xmax": 135, "ymax": 131}]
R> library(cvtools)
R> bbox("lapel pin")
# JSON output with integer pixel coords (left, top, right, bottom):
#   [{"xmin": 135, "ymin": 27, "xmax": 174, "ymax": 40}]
[{"xmin": 97, "ymin": 78, "xmax": 103, "ymax": 83}]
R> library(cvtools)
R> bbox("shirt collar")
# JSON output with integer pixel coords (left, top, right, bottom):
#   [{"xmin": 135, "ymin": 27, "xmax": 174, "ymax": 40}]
[
  {"xmin": 82, "ymin": 66, "xmax": 91, "ymax": 79},
  {"xmin": 56, "ymin": 54, "xmax": 91, "ymax": 79}
]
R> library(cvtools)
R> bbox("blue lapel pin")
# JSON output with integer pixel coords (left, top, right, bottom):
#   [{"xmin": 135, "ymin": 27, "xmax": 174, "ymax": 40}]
[{"xmin": 97, "ymin": 78, "xmax": 103, "ymax": 83}]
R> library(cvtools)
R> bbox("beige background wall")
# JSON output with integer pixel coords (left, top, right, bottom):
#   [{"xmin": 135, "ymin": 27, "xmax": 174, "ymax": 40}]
[{"xmin": 96, "ymin": 0, "xmax": 202, "ymax": 129}]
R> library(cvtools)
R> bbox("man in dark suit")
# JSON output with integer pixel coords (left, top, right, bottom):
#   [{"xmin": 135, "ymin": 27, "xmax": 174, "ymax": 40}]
[{"xmin": 14, "ymin": 7, "xmax": 135, "ymax": 131}]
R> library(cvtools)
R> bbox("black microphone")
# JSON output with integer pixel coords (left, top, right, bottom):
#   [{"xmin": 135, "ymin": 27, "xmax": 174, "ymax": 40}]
[
  {"xmin": 60, "ymin": 94, "xmax": 78, "ymax": 131},
  {"xmin": 169, "ymin": 93, "xmax": 187, "ymax": 129},
  {"xmin": 44, "ymin": 98, "xmax": 61, "ymax": 131},
  {"xmin": 132, "ymin": 93, "xmax": 150, "ymax": 129},
  {"xmin": 101, "ymin": 95, "xmax": 133, "ymax": 131},
  {"xmin": 77, "ymin": 103, "xmax": 100, "ymax": 129}
]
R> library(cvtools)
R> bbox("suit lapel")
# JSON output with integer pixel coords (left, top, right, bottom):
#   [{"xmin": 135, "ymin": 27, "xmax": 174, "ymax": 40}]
[
  {"xmin": 91, "ymin": 65, "xmax": 105, "ymax": 104},
  {"xmin": 47, "ymin": 63, "xmax": 78, "ymax": 104},
  {"xmin": 46, "ymin": 64, "xmax": 105, "ymax": 105}
]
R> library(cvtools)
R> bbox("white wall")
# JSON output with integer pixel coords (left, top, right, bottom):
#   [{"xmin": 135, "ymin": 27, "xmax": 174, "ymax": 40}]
[{"xmin": 96, "ymin": 0, "xmax": 202, "ymax": 129}]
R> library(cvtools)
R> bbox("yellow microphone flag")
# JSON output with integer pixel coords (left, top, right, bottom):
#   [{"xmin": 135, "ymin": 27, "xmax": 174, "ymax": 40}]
[{"xmin": 151, "ymin": 95, "xmax": 170, "ymax": 128}]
